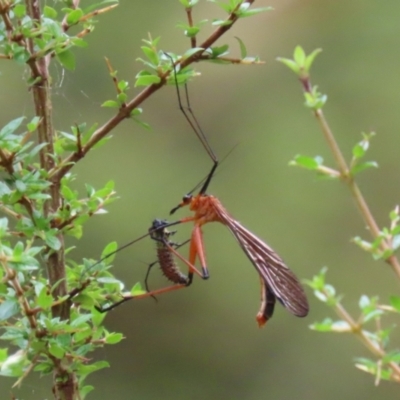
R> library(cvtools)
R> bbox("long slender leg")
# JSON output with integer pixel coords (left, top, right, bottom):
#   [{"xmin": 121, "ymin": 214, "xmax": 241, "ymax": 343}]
[
  {"xmin": 95, "ymin": 284, "xmax": 187, "ymax": 313},
  {"xmin": 191, "ymin": 224, "xmax": 209, "ymax": 279}
]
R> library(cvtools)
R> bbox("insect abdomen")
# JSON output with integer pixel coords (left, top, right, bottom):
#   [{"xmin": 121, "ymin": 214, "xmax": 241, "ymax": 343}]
[{"xmin": 156, "ymin": 243, "xmax": 189, "ymax": 285}]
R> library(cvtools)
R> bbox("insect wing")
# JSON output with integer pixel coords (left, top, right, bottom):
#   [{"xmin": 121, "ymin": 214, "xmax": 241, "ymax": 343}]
[{"xmin": 217, "ymin": 210, "xmax": 309, "ymax": 317}]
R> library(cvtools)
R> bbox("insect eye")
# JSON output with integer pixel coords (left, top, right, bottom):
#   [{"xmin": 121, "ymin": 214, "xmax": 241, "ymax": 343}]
[{"xmin": 182, "ymin": 194, "xmax": 192, "ymax": 203}]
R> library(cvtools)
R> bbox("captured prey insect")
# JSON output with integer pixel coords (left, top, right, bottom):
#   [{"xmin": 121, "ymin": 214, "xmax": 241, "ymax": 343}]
[
  {"xmin": 162, "ymin": 54, "xmax": 309, "ymax": 326},
  {"xmin": 94, "ymin": 219, "xmax": 199, "ymax": 313}
]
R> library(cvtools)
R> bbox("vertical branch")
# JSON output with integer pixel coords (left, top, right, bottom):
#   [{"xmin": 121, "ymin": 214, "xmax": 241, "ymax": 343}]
[
  {"xmin": 25, "ymin": 0, "xmax": 72, "ymax": 398},
  {"xmin": 25, "ymin": 1, "xmax": 67, "ymax": 316}
]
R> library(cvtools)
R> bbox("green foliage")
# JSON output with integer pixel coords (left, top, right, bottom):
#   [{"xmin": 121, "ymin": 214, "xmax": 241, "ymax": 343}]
[
  {"xmin": 281, "ymin": 46, "xmax": 400, "ymax": 384},
  {"xmin": 0, "ymin": 0, "xmax": 267, "ymax": 397}
]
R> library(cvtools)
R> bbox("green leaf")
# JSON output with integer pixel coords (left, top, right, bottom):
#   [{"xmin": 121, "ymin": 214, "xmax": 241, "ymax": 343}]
[
  {"xmin": 105, "ymin": 332, "xmax": 124, "ymax": 344},
  {"xmin": 389, "ymin": 295, "xmax": 400, "ymax": 312},
  {"xmin": 0, "ymin": 300, "xmax": 19, "ymax": 321},
  {"xmin": 179, "ymin": 0, "xmax": 199, "ymax": 6},
  {"xmin": 49, "ymin": 343, "xmax": 65, "ymax": 359},
  {"xmin": 293, "ymin": 46, "xmax": 306, "ymax": 66},
  {"xmin": 211, "ymin": 19, "xmax": 233, "ymax": 27},
  {"xmin": 0, "ymin": 218, "xmax": 9, "ymax": 237},
  {"xmin": 135, "ymin": 74, "xmax": 161, "ymax": 87},
  {"xmin": 237, "ymin": 6, "xmax": 273, "ymax": 18},
  {"xmin": 101, "ymin": 100, "xmax": 119, "ymax": 108},
  {"xmin": 71, "ymin": 314, "xmax": 93, "ymax": 327},
  {"xmin": 351, "ymin": 161, "xmax": 378, "ymax": 175},
  {"xmin": 276, "ymin": 57, "xmax": 299, "ymax": 74},
  {"xmin": 234, "ymin": 36, "xmax": 247, "ymax": 59},
  {"xmin": 14, "ymin": 4, "xmax": 26, "ymax": 18},
  {"xmin": 209, "ymin": 44, "xmax": 229, "ymax": 58},
  {"xmin": 0, "ymin": 349, "xmax": 7, "ymax": 362},
  {"xmin": 57, "ymin": 49, "xmax": 76, "ymax": 71},
  {"xmin": 141, "ymin": 46, "xmax": 159, "ymax": 67},
  {"xmin": 37, "ymin": 286, "xmax": 53, "ymax": 310},
  {"xmin": 131, "ymin": 282, "xmax": 147, "ymax": 296},
  {"xmin": 0, "ymin": 351, "xmax": 27, "ymax": 377},
  {"xmin": 80, "ymin": 385, "xmax": 94, "ymax": 399},
  {"xmin": 309, "ymin": 318, "xmax": 333, "ymax": 332},
  {"xmin": 92, "ymin": 307, "xmax": 107, "ymax": 326},
  {"xmin": 27, "ymin": 116, "xmax": 41, "ymax": 132},
  {"xmin": 352, "ymin": 143, "xmax": 366, "ymax": 159},
  {"xmin": 43, "ymin": 6, "xmax": 58, "ymax": 19},
  {"xmin": 290, "ymin": 155, "xmax": 323, "ymax": 169},
  {"xmin": 354, "ymin": 358, "xmax": 392, "ymax": 381},
  {"xmin": 77, "ymin": 360, "xmax": 109, "ymax": 379},
  {"xmin": 0, "ymin": 117, "xmax": 25, "ymax": 138},
  {"xmin": 100, "ymin": 242, "xmax": 117, "ymax": 265},
  {"xmin": 66, "ymin": 8, "xmax": 84, "ymax": 25},
  {"xmin": 117, "ymin": 80, "xmax": 129, "ymax": 91},
  {"xmin": 304, "ymin": 48, "xmax": 322, "ymax": 72},
  {"xmin": 131, "ymin": 108, "xmax": 143, "ymax": 116},
  {"xmin": 44, "ymin": 232, "xmax": 61, "ymax": 250},
  {"xmin": 182, "ymin": 47, "xmax": 204, "ymax": 60}
]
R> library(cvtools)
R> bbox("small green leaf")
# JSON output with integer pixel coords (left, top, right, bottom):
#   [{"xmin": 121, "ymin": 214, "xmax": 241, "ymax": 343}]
[
  {"xmin": 309, "ymin": 318, "xmax": 333, "ymax": 332},
  {"xmin": 77, "ymin": 360, "xmax": 109, "ymax": 378},
  {"xmin": 49, "ymin": 343, "xmax": 65, "ymax": 359},
  {"xmin": 211, "ymin": 19, "xmax": 232, "ymax": 27},
  {"xmin": 27, "ymin": 116, "xmax": 41, "ymax": 132},
  {"xmin": 14, "ymin": 4, "xmax": 26, "ymax": 18},
  {"xmin": 141, "ymin": 46, "xmax": 159, "ymax": 67},
  {"xmin": 66, "ymin": 8, "xmax": 84, "ymax": 25},
  {"xmin": 290, "ymin": 155, "xmax": 323, "ymax": 169},
  {"xmin": 277, "ymin": 57, "xmax": 299, "ymax": 74},
  {"xmin": 330, "ymin": 320, "xmax": 351, "ymax": 332},
  {"xmin": 101, "ymin": 241, "xmax": 117, "ymax": 264},
  {"xmin": 131, "ymin": 282, "xmax": 147, "ymax": 296},
  {"xmin": 293, "ymin": 46, "xmax": 306, "ymax": 66},
  {"xmin": 304, "ymin": 48, "xmax": 322, "ymax": 72},
  {"xmin": 44, "ymin": 232, "xmax": 61, "ymax": 250},
  {"xmin": 234, "ymin": 36, "xmax": 247, "ymax": 59},
  {"xmin": 0, "ymin": 351, "xmax": 27, "ymax": 377},
  {"xmin": 0, "ymin": 300, "xmax": 19, "ymax": 321},
  {"xmin": 101, "ymin": 100, "xmax": 119, "ymax": 108},
  {"xmin": 351, "ymin": 161, "xmax": 378, "ymax": 175},
  {"xmin": 135, "ymin": 75, "xmax": 161, "ymax": 86},
  {"xmin": 57, "ymin": 49, "xmax": 76, "ymax": 71},
  {"xmin": 0, "ymin": 117, "xmax": 25, "ymax": 138},
  {"xmin": 182, "ymin": 47, "xmax": 204, "ymax": 60},
  {"xmin": 43, "ymin": 6, "xmax": 57, "ymax": 19},
  {"xmin": 237, "ymin": 6, "xmax": 273, "ymax": 18},
  {"xmin": 389, "ymin": 295, "xmax": 400, "ymax": 312},
  {"xmin": 117, "ymin": 80, "xmax": 129, "ymax": 91},
  {"xmin": 352, "ymin": 143, "xmax": 366, "ymax": 159},
  {"xmin": 117, "ymin": 93, "xmax": 127, "ymax": 104},
  {"xmin": 105, "ymin": 332, "xmax": 124, "ymax": 344},
  {"xmin": 37, "ymin": 286, "xmax": 53, "ymax": 310}
]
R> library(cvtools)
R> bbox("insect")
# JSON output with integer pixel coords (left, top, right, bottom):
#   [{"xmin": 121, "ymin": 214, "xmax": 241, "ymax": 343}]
[
  {"xmin": 94, "ymin": 219, "xmax": 198, "ymax": 312},
  {"xmin": 92, "ymin": 54, "xmax": 309, "ymax": 325},
  {"xmin": 163, "ymin": 54, "xmax": 309, "ymax": 325}
]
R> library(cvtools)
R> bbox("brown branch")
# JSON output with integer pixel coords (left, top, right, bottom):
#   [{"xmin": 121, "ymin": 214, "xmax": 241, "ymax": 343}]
[
  {"xmin": 49, "ymin": 0, "xmax": 256, "ymax": 182},
  {"xmin": 185, "ymin": 7, "xmax": 196, "ymax": 48}
]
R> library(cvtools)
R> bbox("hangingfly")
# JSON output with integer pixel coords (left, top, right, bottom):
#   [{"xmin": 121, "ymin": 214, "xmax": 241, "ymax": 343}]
[{"xmin": 165, "ymin": 52, "xmax": 309, "ymax": 325}]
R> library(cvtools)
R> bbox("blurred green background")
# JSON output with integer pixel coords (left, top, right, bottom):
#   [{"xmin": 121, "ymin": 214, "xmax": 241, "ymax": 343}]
[{"xmin": 2, "ymin": 0, "xmax": 400, "ymax": 398}]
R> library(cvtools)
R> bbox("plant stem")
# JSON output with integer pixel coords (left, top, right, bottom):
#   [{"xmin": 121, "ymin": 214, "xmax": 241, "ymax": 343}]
[
  {"xmin": 25, "ymin": 0, "xmax": 74, "ymax": 397},
  {"xmin": 313, "ymin": 108, "xmax": 400, "ymax": 280},
  {"xmin": 333, "ymin": 299, "xmax": 400, "ymax": 382}
]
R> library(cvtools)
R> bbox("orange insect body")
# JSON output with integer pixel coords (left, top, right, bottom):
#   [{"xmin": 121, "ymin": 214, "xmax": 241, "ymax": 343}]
[{"xmin": 175, "ymin": 192, "xmax": 309, "ymax": 326}]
